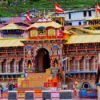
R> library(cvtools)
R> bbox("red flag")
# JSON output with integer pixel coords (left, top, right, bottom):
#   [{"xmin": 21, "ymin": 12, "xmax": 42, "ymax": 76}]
[
  {"xmin": 26, "ymin": 11, "xmax": 32, "ymax": 23},
  {"xmin": 96, "ymin": 3, "xmax": 100, "ymax": 12},
  {"xmin": 55, "ymin": 3, "xmax": 64, "ymax": 13}
]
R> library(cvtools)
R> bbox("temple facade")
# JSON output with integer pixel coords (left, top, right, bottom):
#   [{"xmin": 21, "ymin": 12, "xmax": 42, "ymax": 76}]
[{"xmin": 0, "ymin": 17, "xmax": 99, "ymax": 89}]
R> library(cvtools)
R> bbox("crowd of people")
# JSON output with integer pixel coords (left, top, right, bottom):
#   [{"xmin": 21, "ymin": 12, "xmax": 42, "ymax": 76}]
[{"xmin": 0, "ymin": 82, "xmax": 18, "ymax": 98}]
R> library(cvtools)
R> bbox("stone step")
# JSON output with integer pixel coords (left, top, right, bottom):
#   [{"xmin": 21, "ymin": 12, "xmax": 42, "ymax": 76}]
[{"xmin": 19, "ymin": 73, "xmax": 52, "ymax": 88}]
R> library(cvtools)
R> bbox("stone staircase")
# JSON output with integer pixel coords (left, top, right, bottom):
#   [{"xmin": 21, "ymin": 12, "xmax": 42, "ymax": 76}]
[{"xmin": 18, "ymin": 69, "xmax": 52, "ymax": 88}]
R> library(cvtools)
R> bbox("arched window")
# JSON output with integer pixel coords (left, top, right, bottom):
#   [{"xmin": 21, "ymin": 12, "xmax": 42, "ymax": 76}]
[
  {"xmin": 19, "ymin": 58, "xmax": 23, "ymax": 72},
  {"xmin": 82, "ymin": 82, "xmax": 91, "ymax": 89},
  {"xmin": 48, "ymin": 28, "xmax": 55, "ymax": 36},
  {"xmin": 1, "ymin": 59, "xmax": 6, "ymax": 73},
  {"xmin": 30, "ymin": 30, "xmax": 38, "ymax": 37},
  {"xmin": 38, "ymin": 26, "xmax": 46, "ymax": 35}
]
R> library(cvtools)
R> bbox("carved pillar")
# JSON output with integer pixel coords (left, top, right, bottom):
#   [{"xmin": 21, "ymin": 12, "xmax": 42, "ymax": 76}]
[
  {"xmin": 87, "ymin": 59, "xmax": 90, "ymax": 71},
  {"xmin": 6, "ymin": 59, "xmax": 12, "ymax": 73},
  {"xmin": 24, "ymin": 59, "xmax": 27, "ymax": 72},
  {"xmin": 10, "ymin": 59, "xmax": 15, "ymax": 73},
  {"xmin": 68, "ymin": 59, "xmax": 70, "ymax": 71},
  {"xmin": 6, "ymin": 61, "xmax": 8, "ymax": 73},
  {"xmin": 80, "ymin": 57, "xmax": 85, "ymax": 71},
  {"xmin": 77, "ymin": 58, "xmax": 80, "ymax": 71},
  {"xmin": 74, "ymin": 58, "xmax": 80, "ymax": 71},
  {"xmin": 69, "ymin": 58, "xmax": 72, "ymax": 71},
  {"xmin": 0, "ymin": 60, "xmax": 3, "ymax": 73},
  {"xmin": 89, "ymin": 56, "xmax": 95, "ymax": 70},
  {"xmin": 14, "ymin": 59, "xmax": 16, "ymax": 72},
  {"xmin": 84, "ymin": 57, "xmax": 86, "ymax": 70},
  {"xmin": 91, "ymin": 74, "xmax": 96, "ymax": 81},
  {"xmin": 82, "ymin": 57, "xmax": 85, "ymax": 71},
  {"xmin": 87, "ymin": 74, "xmax": 91, "ymax": 80},
  {"xmin": 4, "ymin": 61, "xmax": 7, "ymax": 73},
  {"xmin": 73, "ymin": 58, "xmax": 76, "ymax": 71},
  {"xmin": 15, "ymin": 59, "xmax": 20, "ymax": 73},
  {"xmin": 0, "ymin": 62, "xmax": 1, "ymax": 73},
  {"xmin": 82, "ymin": 74, "xmax": 85, "ymax": 80},
  {"xmin": 16, "ymin": 59, "xmax": 21, "ymax": 73},
  {"xmin": 93, "ymin": 57, "xmax": 96, "ymax": 70},
  {"xmin": 71, "ymin": 58, "xmax": 75, "ymax": 71},
  {"xmin": 1, "ymin": 59, "xmax": 6, "ymax": 73},
  {"xmin": 22, "ymin": 59, "xmax": 24, "ymax": 72},
  {"xmin": 85, "ymin": 56, "xmax": 90, "ymax": 71}
]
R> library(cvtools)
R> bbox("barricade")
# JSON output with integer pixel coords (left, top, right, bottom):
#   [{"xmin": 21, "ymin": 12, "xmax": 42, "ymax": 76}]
[
  {"xmin": 59, "ymin": 90, "xmax": 73, "ymax": 99},
  {"xmin": 7, "ymin": 89, "xmax": 74, "ymax": 99},
  {"xmin": 25, "ymin": 91, "xmax": 34, "ymax": 100},
  {"xmin": 34, "ymin": 89, "xmax": 42, "ymax": 100},
  {"xmin": 8, "ymin": 90, "xmax": 17, "ymax": 100},
  {"xmin": 17, "ymin": 89, "xmax": 25, "ymax": 98},
  {"xmin": 51, "ymin": 90, "xmax": 60, "ymax": 100},
  {"xmin": 43, "ymin": 90, "xmax": 51, "ymax": 100}
]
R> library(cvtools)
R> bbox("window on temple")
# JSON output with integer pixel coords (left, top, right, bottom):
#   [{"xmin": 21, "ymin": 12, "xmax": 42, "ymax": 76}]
[
  {"xmin": 38, "ymin": 26, "xmax": 46, "ymax": 35},
  {"xmin": 83, "ymin": 11, "xmax": 87, "ymax": 17},
  {"xmin": 16, "ymin": 47, "xmax": 23, "ymax": 56},
  {"xmin": 96, "ymin": 43, "xmax": 100, "ymax": 48},
  {"xmin": 7, "ymin": 47, "xmax": 14, "ymax": 52},
  {"xmin": 69, "ymin": 13, "xmax": 71, "ymax": 19},
  {"xmin": 1, "ymin": 30, "xmax": 24, "ymax": 38},
  {"xmin": 30, "ymin": 29, "xmax": 38, "ymax": 37},
  {"xmin": 0, "ymin": 48, "xmax": 5, "ymax": 52},
  {"xmin": 88, "ymin": 43, "xmax": 94, "ymax": 48},
  {"xmin": 48, "ymin": 28, "xmax": 55, "ymax": 36},
  {"xmin": 79, "ymin": 44, "xmax": 85, "ymax": 49},
  {"xmin": 79, "ymin": 22, "xmax": 81, "ymax": 25},
  {"xmin": 69, "ymin": 44, "xmax": 74, "ymax": 49},
  {"xmin": 68, "ymin": 22, "xmax": 72, "ymax": 25},
  {"xmin": 88, "ymin": 11, "xmax": 91, "ymax": 16}
]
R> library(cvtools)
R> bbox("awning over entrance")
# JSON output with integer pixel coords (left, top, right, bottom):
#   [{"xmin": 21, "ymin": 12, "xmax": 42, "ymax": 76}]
[
  {"xmin": 0, "ymin": 39, "xmax": 25, "ymax": 47},
  {"xmin": 0, "ymin": 23, "xmax": 25, "ymax": 30},
  {"xmin": 27, "ymin": 21, "xmax": 62, "ymax": 30},
  {"xmin": 67, "ymin": 34, "xmax": 100, "ymax": 44}
]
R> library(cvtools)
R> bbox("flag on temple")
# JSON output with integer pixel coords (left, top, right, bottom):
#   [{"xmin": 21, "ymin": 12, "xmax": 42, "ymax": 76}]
[
  {"xmin": 96, "ymin": 3, "xmax": 100, "ymax": 12},
  {"xmin": 55, "ymin": 3, "xmax": 64, "ymax": 13},
  {"xmin": 25, "ymin": 11, "xmax": 32, "ymax": 23}
]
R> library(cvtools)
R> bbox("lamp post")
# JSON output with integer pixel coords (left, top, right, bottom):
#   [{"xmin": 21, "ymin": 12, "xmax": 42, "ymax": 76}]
[{"xmin": 61, "ymin": 57, "xmax": 69, "ymax": 85}]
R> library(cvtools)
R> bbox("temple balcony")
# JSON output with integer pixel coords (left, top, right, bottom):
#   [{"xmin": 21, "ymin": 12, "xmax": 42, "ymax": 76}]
[
  {"xmin": 0, "ymin": 72, "xmax": 24, "ymax": 75},
  {"xmin": 66, "ymin": 70, "xmax": 97, "ymax": 75},
  {"xmin": 0, "ymin": 53, "xmax": 24, "ymax": 57}
]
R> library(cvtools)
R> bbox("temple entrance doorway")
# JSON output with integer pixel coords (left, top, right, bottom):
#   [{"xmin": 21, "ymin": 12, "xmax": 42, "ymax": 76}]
[{"xmin": 35, "ymin": 48, "xmax": 50, "ymax": 72}]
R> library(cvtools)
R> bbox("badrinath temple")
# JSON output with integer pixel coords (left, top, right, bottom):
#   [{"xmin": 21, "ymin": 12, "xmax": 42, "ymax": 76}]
[{"xmin": 0, "ymin": 16, "xmax": 100, "ymax": 91}]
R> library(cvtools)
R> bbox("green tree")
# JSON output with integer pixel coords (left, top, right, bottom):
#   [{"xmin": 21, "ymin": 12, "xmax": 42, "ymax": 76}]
[{"xmin": 30, "ymin": 0, "xmax": 40, "ymax": 2}]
